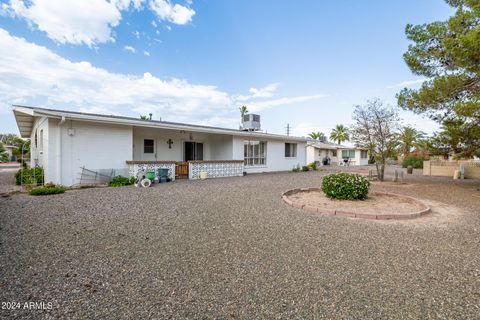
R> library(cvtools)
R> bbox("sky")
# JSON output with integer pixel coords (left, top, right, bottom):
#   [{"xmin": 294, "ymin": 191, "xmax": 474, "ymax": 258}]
[{"xmin": 0, "ymin": 0, "xmax": 455, "ymax": 138}]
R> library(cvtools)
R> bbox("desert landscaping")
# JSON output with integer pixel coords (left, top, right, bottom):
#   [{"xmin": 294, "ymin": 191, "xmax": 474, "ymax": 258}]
[{"xmin": 1, "ymin": 166, "xmax": 479, "ymax": 318}]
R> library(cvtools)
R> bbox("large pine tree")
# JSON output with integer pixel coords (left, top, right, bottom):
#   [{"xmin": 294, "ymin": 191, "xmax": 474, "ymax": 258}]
[{"xmin": 397, "ymin": 0, "xmax": 480, "ymax": 157}]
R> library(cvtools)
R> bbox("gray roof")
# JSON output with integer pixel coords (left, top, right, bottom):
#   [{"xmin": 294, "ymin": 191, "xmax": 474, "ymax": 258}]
[{"xmin": 12, "ymin": 105, "xmax": 307, "ymax": 142}]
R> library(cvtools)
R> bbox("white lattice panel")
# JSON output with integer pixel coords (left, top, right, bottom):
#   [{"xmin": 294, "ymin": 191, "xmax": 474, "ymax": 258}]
[{"xmin": 189, "ymin": 162, "xmax": 244, "ymax": 180}]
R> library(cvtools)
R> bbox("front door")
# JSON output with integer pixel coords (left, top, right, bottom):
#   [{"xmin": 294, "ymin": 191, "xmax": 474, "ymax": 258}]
[{"xmin": 184, "ymin": 142, "xmax": 203, "ymax": 161}]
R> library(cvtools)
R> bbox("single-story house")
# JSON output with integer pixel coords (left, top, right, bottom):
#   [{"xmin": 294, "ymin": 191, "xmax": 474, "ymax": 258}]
[
  {"xmin": 13, "ymin": 106, "xmax": 307, "ymax": 186},
  {"xmin": 306, "ymin": 140, "xmax": 368, "ymax": 166}
]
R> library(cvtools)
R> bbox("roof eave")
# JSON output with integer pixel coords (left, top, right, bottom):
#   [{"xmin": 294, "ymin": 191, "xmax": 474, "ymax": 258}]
[{"xmin": 12, "ymin": 105, "xmax": 307, "ymax": 142}]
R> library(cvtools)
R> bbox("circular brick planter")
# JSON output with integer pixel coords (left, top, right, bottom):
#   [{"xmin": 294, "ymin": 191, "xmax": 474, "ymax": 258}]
[{"xmin": 282, "ymin": 188, "xmax": 431, "ymax": 220}]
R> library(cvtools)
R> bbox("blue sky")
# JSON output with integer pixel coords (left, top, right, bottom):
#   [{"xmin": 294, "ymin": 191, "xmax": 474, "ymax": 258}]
[{"xmin": 0, "ymin": 0, "xmax": 454, "ymax": 137}]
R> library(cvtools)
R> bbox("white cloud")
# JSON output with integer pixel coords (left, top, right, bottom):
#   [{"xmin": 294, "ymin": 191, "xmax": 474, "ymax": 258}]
[
  {"xmin": 386, "ymin": 79, "xmax": 427, "ymax": 89},
  {"xmin": 151, "ymin": 20, "xmax": 157, "ymax": 28},
  {"xmin": 133, "ymin": 30, "xmax": 140, "ymax": 39},
  {"xmin": 248, "ymin": 94, "xmax": 329, "ymax": 112},
  {"xmin": 290, "ymin": 122, "xmax": 330, "ymax": 138},
  {"xmin": 0, "ymin": 28, "xmax": 230, "ymax": 121},
  {"xmin": 4, "ymin": 0, "xmax": 122, "ymax": 47},
  {"xmin": 143, "ymin": 50, "xmax": 150, "ymax": 56},
  {"xmin": 123, "ymin": 45, "xmax": 136, "ymax": 53},
  {"xmin": 2, "ymin": 0, "xmax": 194, "ymax": 46},
  {"xmin": 236, "ymin": 83, "xmax": 280, "ymax": 101},
  {"xmin": 149, "ymin": 0, "xmax": 195, "ymax": 25},
  {"xmin": 0, "ymin": 28, "xmax": 329, "ymax": 133}
]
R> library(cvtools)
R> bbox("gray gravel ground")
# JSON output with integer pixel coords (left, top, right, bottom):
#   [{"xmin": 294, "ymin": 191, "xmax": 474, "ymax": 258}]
[{"xmin": 1, "ymin": 167, "xmax": 480, "ymax": 319}]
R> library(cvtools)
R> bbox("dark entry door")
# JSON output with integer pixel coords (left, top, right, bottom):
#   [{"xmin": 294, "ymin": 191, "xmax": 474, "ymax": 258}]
[{"xmin": 184, "ymin": 142, "xmax": 203, "ymax": 161}]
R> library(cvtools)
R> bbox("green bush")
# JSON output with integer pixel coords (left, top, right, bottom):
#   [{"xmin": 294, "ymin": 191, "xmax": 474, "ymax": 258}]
[
  {"xmin": 109, "ymin": 175, "xmax": 135, "ymax": 187},
  {"xmin": 402, "ymin": 156, "xmax": 426, "ymax": 169},
  {"xmin": 29, "ymin": 185, "xmax": 65, "ymax": 196},
  {"xmin": 321, "ymin": 173, "xmax": 370, "ymax": 200},
  {"xmin": 15, "ymin": 167, "xmax": 44, "ymax": 185},
  {"xmin": 302, "ymin": 166, "xmax": 310, "ymax": 172},
  {"xmin": 308, "ymin": 162, "xmax": 317, "ymax": 170}
]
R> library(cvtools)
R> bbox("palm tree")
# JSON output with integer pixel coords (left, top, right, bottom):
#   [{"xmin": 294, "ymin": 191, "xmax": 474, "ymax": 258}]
[
  {"xmin": 140, "ymin": 115, "xmax": 149, "ymax": 120},
  {"xmin": 330, "ymin": 124, "xmax": 349, "ymax": 145},
  {"xmin": 308, "ymin": 132, "xmax": 326, "ymax": 141},
  {"xmin": 239, "ymin": 105, "xmax": 249, "ymax": 118},
  {"xmin": 398, "ymin": 126, "xmax": 425, "ymax": 157}
]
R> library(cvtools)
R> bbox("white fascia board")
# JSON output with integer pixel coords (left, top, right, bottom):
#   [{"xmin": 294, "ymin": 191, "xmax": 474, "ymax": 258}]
[{"xmin": 30, "ymin": 108, "xmax": 307, "ymax": 142}]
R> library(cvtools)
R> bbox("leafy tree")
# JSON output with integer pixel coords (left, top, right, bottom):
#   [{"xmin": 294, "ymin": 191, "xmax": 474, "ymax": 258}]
[
  {"xmin": 0, "ymin": 133, "xmax": 29, "ymax": 158},
  {"xmin": 398, "ymin": 126, "xmax": 425, "ymax": 157},
  {"xmin": 0, "ymin": 143, "xmax": 9, "ymax": 162},
  {"xmin": 308, "ymin": 131, "xmax": 327, "ymax": 141},
  {"xmin": 432, "ymin": 119, "xmax": 480, "ymax": 158},
  {"xmin": 351, "ymin": 99, "xmax": 400, "ymax": 181},
  {"xmin": 239, "ymin": 105, "xmax": 249, "ymax": 117},
  {"xmin": 139, "ymin": 115, "xmax": 149, "ymax": 120},
  {"xmin": 397, "ymin": 0, "xmax": 480, "ymax": 157},
  {"xmin": 0, "ymin": 133, "xmax": 24, "ymax": 148},
  {"xmin": 330, "ymin": 124, "xmax": 350, "ymax": 145}
]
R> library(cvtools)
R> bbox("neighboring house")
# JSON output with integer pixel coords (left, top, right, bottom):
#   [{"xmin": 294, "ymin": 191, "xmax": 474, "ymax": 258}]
[
  {"xmin": 13, "ymin": 106, "xmax": 307, "ymax": 186},
  {"xmin": 306, "ymin": 140, "xmax": 368, "ymax": 166},
  {"xmin": 3, "ymin": 145, "xmax": 15, "ymax": 160}
]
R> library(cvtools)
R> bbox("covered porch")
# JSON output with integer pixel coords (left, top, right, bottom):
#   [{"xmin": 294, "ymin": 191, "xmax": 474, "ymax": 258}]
[{"xmin": 127, "ymin": 126, "xmax": 244, "ymax": 180}]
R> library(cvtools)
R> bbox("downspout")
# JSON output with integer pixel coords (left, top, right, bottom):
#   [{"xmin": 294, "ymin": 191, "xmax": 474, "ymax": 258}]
[{"xmin": 57, "ymin": 116, "xmax": 66, "ymax": 184}]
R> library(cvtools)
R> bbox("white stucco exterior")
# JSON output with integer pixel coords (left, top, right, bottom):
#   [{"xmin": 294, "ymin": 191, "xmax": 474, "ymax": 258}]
[
  {"xmin": 15, "ymin": 106, "xmax": 309, "ymax": 186},
  {"xmin": 235, "ymin": 137, "xmax": 306, "ymax": 173},
  {"xmin": 30, "ymin": 118, "xmax": 133, "ymax": 186}
]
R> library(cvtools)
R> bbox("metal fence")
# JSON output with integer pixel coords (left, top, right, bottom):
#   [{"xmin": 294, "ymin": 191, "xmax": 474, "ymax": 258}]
[{"xmin": 77, "ymin": 167, "xmax": 130, "ymax": 186}]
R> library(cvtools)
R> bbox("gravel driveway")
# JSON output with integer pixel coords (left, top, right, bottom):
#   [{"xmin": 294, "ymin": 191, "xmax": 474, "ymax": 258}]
[{"xmin": 1, "ymin": 168, "xmax": 480, "ymax": 319}]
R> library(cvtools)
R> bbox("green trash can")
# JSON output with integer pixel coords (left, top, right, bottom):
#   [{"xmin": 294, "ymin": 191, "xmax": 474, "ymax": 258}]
[
  {"xmin": 158, "ymin": 168, "xmax": 169, "ymax": 178},
  {"xmin": 146, "ymin": 170, "xmax": 155, "ymax": 181}
]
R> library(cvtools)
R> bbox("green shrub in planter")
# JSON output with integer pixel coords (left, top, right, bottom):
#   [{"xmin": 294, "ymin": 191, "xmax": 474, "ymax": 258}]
[
  {"xmin": 401, "ymin": 156, "xmax": 426, "ymax": 169},
  {"xmin": 302, "ymin": 166, "xmax": 310, "ymax": 172},
  {"xmin": 109, "ymin": 175, "xmax": 135, "ymax": 187},
  {"xmin": 308, "ymin": 162, "xmax": 317, "ymax": 170},
  {"xmin": 15, "ymin": 167, "xmax": 44, "ymax": 185},
  {"xmin": 29, "ymin": 185, "xmax": 65, "ymax": 196},
  {"xmin": 321, "ymin": 173, "xmax": 370, "ymax": 200}
]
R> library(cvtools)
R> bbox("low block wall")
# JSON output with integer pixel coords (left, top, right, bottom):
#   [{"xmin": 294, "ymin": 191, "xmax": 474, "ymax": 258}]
[
  {"xmin": 189, "ymin": 160, "xmax": 244, "ymax": 180},
  {"xmin": 423, "ymin": 160, "xmax": 480, "ymax": 179}
]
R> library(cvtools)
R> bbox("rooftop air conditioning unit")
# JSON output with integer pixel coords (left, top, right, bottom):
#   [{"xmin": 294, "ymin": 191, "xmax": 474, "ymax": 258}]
[{"xmin": 241, "ymin": 114, "xmax": 261, "ymax": 131}]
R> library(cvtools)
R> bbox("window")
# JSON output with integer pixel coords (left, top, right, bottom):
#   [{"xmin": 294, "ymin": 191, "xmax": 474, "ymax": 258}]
[
  {"xmin": 244, "ymin": 141, "xmax": 266, "ymax": 166},
  {"xmin": 361, "ymin": 150, "xmax": 368, "ymax": 159},
  {"xmin": 341, "ymin": 149, "xmax": 355, "ymax": 159},
  {"xmin": 285, "ymin": 143, "xmax": 297, "ymax": 158},
  {"xmin": 34, "ymin": 130, "xmax": 38, "ymax": 149},
  {"xmin": 144, "ymin": 139, "xmax": 154, "ymax": 153},
  {"xmin": 332, "ymin": 150, "xmax": 337, "ymax": 157}
]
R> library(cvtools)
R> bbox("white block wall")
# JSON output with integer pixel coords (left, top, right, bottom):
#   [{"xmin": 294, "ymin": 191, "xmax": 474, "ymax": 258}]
[{"xmin": 37, "ymin": 119, "xmax": 133, "ymax": 186}]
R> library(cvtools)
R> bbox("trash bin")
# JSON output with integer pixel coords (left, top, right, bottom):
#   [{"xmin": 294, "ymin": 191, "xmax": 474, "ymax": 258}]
[
  {"xmin": 146, "ymin": 170, "xmax": 155, "ymax": 181},
  {"xmin": 158, "ymin": 168, "xmax": 169, "ymax": 178}
]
